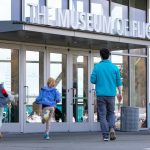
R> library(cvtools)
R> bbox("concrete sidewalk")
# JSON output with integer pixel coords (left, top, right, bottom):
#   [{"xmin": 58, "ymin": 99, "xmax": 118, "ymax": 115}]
[{"xmin": 0, "ymin": 131, "xmax": 150, "ymax": 150}]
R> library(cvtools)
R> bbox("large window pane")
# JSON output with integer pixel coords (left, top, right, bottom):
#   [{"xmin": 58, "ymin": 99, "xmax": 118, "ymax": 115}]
[
  {"xmin": 130, "ymin": 57, "xmax": 147, "ymax": 128},
  {"xmin": 111, "ymin": 0, "xmax": 128, "ymax": 20},
  {"xmin": 0, "ymin": 48, "xmax": 19, "ymax": 123},
  {"xmin": 25, "ymin": 0, "xmax": 39, "ymax": 21},
  {"xmin": 26, "ymin": 51, "xmax": 44, "ymax": 123},
  {"xmin": 111, "ymin": 55, "xmax": 129, "ymax": 129},
  {"xmin": 47, "ymin": 0, "xmax": 68, "ymax": 9},
  {"xmin": 70, "ymin": 0, "xmax": 89, "ymax": 12},
  {"xmin": 91, "ymin": 0, "xmax": 109, "ymax": 16},
  {"xmin": 130, "ymin": 0, "xmax": 146, "ymax": 22}
]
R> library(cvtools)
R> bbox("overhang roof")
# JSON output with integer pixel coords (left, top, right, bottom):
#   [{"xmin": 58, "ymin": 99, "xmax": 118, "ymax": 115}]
[{"xmin": 0, "ymin": 21, "xmax": 149, "ymax": 50}]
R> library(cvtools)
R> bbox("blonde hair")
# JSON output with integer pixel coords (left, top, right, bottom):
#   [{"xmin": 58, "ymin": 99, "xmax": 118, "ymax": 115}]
[{"xmin": 47, "ymin": 77, "xmax": 56, "ymax": 87}]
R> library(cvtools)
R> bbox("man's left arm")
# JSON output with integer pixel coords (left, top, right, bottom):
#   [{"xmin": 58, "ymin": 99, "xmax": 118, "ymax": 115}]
[{"xmin": 90, "ymin": 66, "xmax": 97, "ymax": 84}]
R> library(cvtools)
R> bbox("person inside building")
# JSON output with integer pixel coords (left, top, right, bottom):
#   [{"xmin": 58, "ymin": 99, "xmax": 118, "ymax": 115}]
[
  {"xmin": 0, "ymin": 83, "xmax": 12, "ymax": 138},
  {"xmin": 90, "ymin": 48, "xmax": 122, "ymax": 141},
  {"xmin": 36, "ymin": 77, "xmax": 61, "ymax": 140}
]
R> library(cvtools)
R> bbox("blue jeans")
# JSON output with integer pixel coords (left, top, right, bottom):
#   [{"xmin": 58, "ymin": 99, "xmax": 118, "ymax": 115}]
[{"xmin": 97, "ymin": 96, "xmax": 115, "ymax": 138}]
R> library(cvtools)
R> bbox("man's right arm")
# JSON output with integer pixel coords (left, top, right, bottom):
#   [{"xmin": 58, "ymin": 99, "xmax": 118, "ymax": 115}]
[{"xmin": 117, "ymin": 86, "xmax": 122, "ymax": 102}]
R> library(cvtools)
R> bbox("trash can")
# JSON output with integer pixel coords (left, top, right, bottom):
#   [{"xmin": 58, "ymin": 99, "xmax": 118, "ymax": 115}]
[{"xmin": 120, "ymin": 106, "xmax": 139, "ymax": 131}]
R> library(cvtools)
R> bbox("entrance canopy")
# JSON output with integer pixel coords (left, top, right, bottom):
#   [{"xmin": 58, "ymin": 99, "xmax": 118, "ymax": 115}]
[{"xmin": 0, "ymin": 21, "xmax": 148, "ymax": 50}]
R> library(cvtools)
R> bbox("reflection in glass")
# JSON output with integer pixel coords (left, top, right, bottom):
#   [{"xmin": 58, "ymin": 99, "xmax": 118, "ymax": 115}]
[
  {"xmin": 73, "ymin": 55, "xmax": 88, "ymax": 122},
  {"xmin": 47, "ymin": 0, "xmax": 68, "ymax": 9},
  {"xmin": 130, "ymin": 0, "xmax": 146, "ymax": 22},
  {"xmin": 0, "ymin": 48, "xmax": 19, "ymax": 123},
  {"xmin": 111, "ymin": 0, "xmax": 128, "ymax": 34},
  {"xmin": 91, "ymin": 0, "xmax": 109, "ymax": 16},
  {"xmin": 50, "ymin": 53, "xmax": 67, "ymax": 122},
  {"xmin": 26, "ymin": 51, "xmax": 44, "ymax": 123},
  {"xmin": 112, "ymin": 55, "xmax": 129, "ymax": 129},
  {"xmin": 70, "ymin": 0, "xmax": 89, "ymax": 12},
  {"xmin": 111, "ymin": 1, "xmax": 128, "ymax": 19},
  {"xmin": 24, "ymin": 0, "xmax": 39, "ymax": 21},
  {"xmin": 130, "ymin": 57, "xmax": 147, "ymax": 128},
  {"xmin": 129, "ymin": 48, "xmax": 146, "ymax": 56}
]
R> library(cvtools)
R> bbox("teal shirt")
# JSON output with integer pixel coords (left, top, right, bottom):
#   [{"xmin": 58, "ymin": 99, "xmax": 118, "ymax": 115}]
[{"xmin": 90, "ymin": 60, "xmax": 122, "ymax": 96}]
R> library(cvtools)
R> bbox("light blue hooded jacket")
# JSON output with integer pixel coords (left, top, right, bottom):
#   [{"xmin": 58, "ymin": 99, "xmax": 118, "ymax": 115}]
[
  {"xmin": 36, "ymin": 86, "xmax": 61, "ymax": 107},
  {"xmin": 90, "ymin": 60, "xmax": 122, "ymax": 96}
]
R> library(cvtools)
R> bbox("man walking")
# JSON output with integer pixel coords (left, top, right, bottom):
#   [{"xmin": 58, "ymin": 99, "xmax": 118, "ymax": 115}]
[{"xmin": 90, "ymin": 48, "xmax": 122, "ymax": 141}]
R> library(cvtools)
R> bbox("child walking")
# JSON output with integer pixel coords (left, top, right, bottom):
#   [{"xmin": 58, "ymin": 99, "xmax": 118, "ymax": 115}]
[{"xmin": 36, "ymin": 77, "xmax": 61, "ymax": 140}]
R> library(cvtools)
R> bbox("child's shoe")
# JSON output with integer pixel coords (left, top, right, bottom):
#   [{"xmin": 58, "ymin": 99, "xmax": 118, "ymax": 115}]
[
  {"xmin": 42, "ymin": 118, "xmax": 45, "ymax": 124},
  {"xmin": 43, "ymin": 133, "xmax": 50, "ymax": 140}
]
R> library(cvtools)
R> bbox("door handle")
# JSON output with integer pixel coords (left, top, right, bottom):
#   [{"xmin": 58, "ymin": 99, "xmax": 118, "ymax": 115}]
[
  {"xmin": 70, "ymin": 88, "xmax": 76, "ymax": 105},
  {"xmin": 24, "ymin": 85, "xmax": 29, "ymax": 104}
]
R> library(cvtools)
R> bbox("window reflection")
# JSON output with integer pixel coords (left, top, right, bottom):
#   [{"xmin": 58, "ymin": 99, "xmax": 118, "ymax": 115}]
[
  {"xmin": 129, "ymin": 48, "xmax": 146, "ymax": 56},
  {"xmin": 70, "ymin": 0, "xmax": 89, "ymax": 12},
  {"xmin": 111, "ymin": 55, "xmax": 129, "ymax": 129},
  {"xmin": 130, "ymin": 0, "xmax": 146, "ymax": 22},
  {"xmin": 26, "ymin": 51, "xmax": 44, "ymax": 123},
  {"xmin": 25, "ymin": 0, "xmax": 39, "ymax": 20},
  {"xmin": 111, "ymin": 1, "xmax": 128, "ymax": 19},
  {"xmin": 130, "ymin": 57, "xmax": 147, "ymax": 128},
  {"xmin": 47, "ymin": 0, "xmax": 68, "ymax": 9},
  {"xmin": 91, "ymin": 0, "xmax": 109, "ymax": 16}
]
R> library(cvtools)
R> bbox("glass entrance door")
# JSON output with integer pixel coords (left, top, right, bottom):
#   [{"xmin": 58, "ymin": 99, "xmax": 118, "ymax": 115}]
[
  {"xmin": 90, "ymin": 54, "xmax": 101, "ymax": 131},
  {"xmin": 24, "ymin": 50, "xmax": 44, "ymax": 132},
  {"xmin": 49, "ymin": 52, "xmax": 67, "ymax": 123},
  {"xmin": 0, "ymin": 47, "xmax": 20, "ymax": 132},
  {"xmin": 23, "ymin": 48, "xmax": 98, "ymax": 132},
  {"xmin": 69, "ymin": 52, "xmax": 90, "ymax": 131}
]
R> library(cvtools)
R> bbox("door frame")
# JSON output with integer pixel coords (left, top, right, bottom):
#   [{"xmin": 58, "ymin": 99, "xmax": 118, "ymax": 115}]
[
  {"xmin": 89, "ymin": 52, "xmax": 101, "ymax": 131},
  {"xmin": 0, "ymin": 43, "xmax": 21, "ymax": 132},
  {"xmin": 22, "ymin": 46, "xmax": 102, "ymax": 132},
  {"xmin": 68, "ymin": 49, "xmax": 91, "ymax": 131}
]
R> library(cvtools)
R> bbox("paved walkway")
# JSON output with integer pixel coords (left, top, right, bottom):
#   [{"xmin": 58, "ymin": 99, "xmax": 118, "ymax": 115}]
[{"xmin": 0, "ymin": 131, "xmax": 150, "ymax": 150}]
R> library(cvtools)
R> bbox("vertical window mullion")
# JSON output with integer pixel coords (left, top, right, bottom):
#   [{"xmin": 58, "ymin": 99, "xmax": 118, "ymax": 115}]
[
  {"xmin": 128, "ymin": 50, "xmax": 131, "ymax": 106},
  {"xmin": 109, "ymin": 0, "xmax": 111, "ymax": 17},
  {"xmin": 89, "ymin": 0, "xmax": 91, "ymax": 13}
]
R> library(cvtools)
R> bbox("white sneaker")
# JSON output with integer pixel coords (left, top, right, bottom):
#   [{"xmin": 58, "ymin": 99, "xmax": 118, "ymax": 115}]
[{"xmin": 103, "ymin": 137, "xmax": 109, "ymax": 141}]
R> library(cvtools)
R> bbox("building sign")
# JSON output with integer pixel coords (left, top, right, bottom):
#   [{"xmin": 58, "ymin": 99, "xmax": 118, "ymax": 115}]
[{"xmin": 26, "ymin": 4, "xmax": 150, "ymax": 39}]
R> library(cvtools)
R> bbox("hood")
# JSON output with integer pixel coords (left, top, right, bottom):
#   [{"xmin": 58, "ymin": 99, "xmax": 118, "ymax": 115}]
[{"xmin": 41, "ymin": 86, "xmax": 56, "ymax": 91}]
